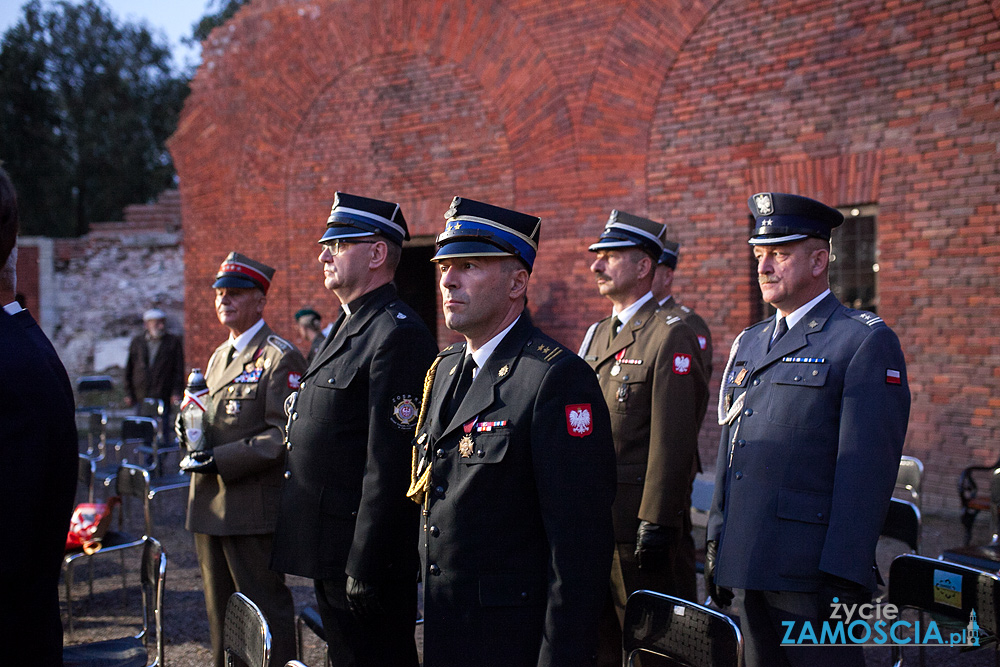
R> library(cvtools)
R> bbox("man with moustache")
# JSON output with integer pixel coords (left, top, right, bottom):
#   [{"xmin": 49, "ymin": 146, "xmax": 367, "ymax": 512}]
[
  {"xmin": 579, "ymin": 210, "xmax": 709, "ymax": 667},
  {"xmin": 706, "ymin": 193, "xmax": 910, "ymax": 667},
  {"xmin": 183, "ymin": 252, "xmax": 306, "ymax": 667},
  {"xmin": 410, "ymin": 197, "xmax": 616, "ymax": 667},
  {"xmin": 272, "ymin": 193, "xmax": 436, "ymax": 667}
]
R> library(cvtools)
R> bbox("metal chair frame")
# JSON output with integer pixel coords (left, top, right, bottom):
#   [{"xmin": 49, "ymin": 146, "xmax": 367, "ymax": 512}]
[
  {"xmin": 888, "ymin": 553, "xmax": 1000, "ymax": 667},
  {"xmin": 62, "ymin": 536, "xmax": 165, "ymax": 667},
  {"xmin": 941, "ymin": 469, "xmax": 1000, "ymax": 571},
  {"xmin": 895, "ymin": 455, "xmax": 924, "ymax": 510},
  {"xmin": 623, "ymin": 589, "xmax": 743, "ymax": 667},
  {"xmin": 225, "ymin": 591, "xmax": 273, "ymax": 667}
]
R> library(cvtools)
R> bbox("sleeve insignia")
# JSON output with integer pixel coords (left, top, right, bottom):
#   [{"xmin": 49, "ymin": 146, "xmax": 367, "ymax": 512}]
[
  {"xmin": 566, "ymin": 404, "xmax": 593, "ymax": 437},
  {"xmin": 287, "ymin": 373, "xmax": 301, "ymax": 389},
  {"xmin": 391, "ymin": 394, "xmax": 419, "ymax": 429},
  {"xmin": 673, "ymin": 353, "xmax": 692, "ymax": 375}
]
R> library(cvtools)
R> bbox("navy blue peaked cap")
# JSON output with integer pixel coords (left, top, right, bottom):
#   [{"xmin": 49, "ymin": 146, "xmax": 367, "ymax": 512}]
[
  {"xmin": 433, "ymin": 197, "xmax": 541, "ymax": 271},
  {"xmin": 748, "ymin": 192, "xmax": 844, "ymax": 245},
  {"xmin": 588, "ymin": 210, "xmax": 666, "ymax": 260},
  {"xmin": 659, "ymin": 239, "xmax": 680, "ymax": 269},
  {"xmin": 319, "ymin": 192, "xmax": 409, "ymax": 246}
]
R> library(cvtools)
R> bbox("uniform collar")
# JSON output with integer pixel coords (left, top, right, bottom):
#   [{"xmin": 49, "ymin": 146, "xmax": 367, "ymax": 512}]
[
  {"xmin": 613, "ymin": 291, "xmax": 654, "ymax": 328},
  {"xmin": 467, "ymin": 315, "xmax": 521, "ymax": 378},
  {"xmin": 229, "ymin": 318, "xmax": 265, "ymax": 352},
  {"xmin": 782, "ymin": 288, "xmax": 831, "ymax": 332}
]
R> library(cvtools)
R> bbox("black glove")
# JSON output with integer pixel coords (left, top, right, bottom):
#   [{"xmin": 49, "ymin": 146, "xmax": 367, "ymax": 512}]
[
  {"xmin": 174, "ymin": 412, "xmax": 187, "ymax": 450},
  {"xmin": 705, "ymin": 540, "xmax": 734, "ymax": 608},
  {"xmin": 817, "ymin": 572, "xmax": 870, "ymax": 621},
  {"xmin": 346, "ymin": 575, "xmax": 384, "ymax": 619},
  {"xmin": 180, "ymin": 450, "xmax": 218, "ymax": 475},
  {"xmin": 634, "ymin": 520, "xmax": 677, "ymax": 570}
]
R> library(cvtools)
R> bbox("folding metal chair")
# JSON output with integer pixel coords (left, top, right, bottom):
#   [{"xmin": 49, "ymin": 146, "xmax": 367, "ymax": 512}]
[
  {"xmin": 295, "ymin": 604, "xmax": 329, "ymax": 667},
  {"xmin": 888, "ymin": 553, "xmax": 1000, "ymax": 666},
  {"xmin": 623, "ymin": 589, "xmax": 743, "ymax": 667},
  {"xmin": 225, "ymin": 591, "xmax": 273, "ymax": 667},
  {"xmin": 882, "ymin": 497, "xmax": 921, "ymax": 554},
  {"xmin": 136, "ymin": 399, "xmax": 181, "ymax": 472},
  {"xmin": 62, "ymin": 537, "xmax": 165, "ymax": 667},
  {"xmin": 895, "ymin": 455, "xmax": 924, "ymax": 511},
  {"xmin": 942, "ymin": 469, "xmax": 1000, "ymax": 571}
]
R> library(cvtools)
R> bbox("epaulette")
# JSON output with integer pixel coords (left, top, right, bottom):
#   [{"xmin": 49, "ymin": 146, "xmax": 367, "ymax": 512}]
[
  {"xmin": 524, "ymin": 338, "xmax": 566, "ymax": 364},
  {"xmin": 437, "ymin": 342, "xmax": 466, "ymax": 357},
  {"xmin": 385, "ymin": 302, "xmax": 409, "ymax": 321},
  {"xmin": 847, "ymin": 309, "xmax": 886, "ymax": 328},
  {"xmin": 663, "ymin": 314, "xmax": 683, "ymax": 326},
  {"xmin": 267, "ymin": 334, "xmax": 294, "ymax": 353}
]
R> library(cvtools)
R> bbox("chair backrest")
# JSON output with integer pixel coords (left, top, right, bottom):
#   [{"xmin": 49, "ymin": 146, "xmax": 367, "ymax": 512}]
[
  {"xmin": 225, "ymin": 592, "xmax": 272, "ymax": 667},
  {"xmin": 77, "ymin": 454, "xmax": 97, "ymax": 502},
  {"xmin": 122, "ymin": 416, "xmax": 159, "ymax": 446},
  {"xmin": 881, "ymin": 497, "xmax": 921, "ymax": 553},
  {"xmin": 116, "ymin": 463, "xmax": 154, "ymax": 536},
  {"xmin": 888, "ymin": 554, "xmax": 1000, "ymax": 637},
  {"xmin": 895, "ymin": 455, "xmax": 923, "ymax": 509},
  {"xmin": 623, "ymin": 589, "xmax": 743, "ymax": 667},
  {"xmin": 139, "ymin": 398, "xmax": 165, "ymax": 418},
  {"xmin": 138, "ymin": 537, "xmax": 166, "ymax": 667},
  {"xmin": 83, "ymin": 409, "xmax": 108, "ymax": 458}
]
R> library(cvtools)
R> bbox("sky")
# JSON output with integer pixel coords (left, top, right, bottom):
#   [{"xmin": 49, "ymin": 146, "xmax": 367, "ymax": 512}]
[{"xmin": 0, "ymin": 0, "xmax": 212, "ymax": 69}]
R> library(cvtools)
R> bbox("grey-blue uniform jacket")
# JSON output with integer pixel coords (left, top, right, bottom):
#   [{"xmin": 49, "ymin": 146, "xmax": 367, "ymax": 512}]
[
  {"xmin": 418, "ymin": 315, "xmax": 616, "ymax": 667},
  {"xmin": 707, "ymin": 293, "xmax": 910, "ymax": 592}
]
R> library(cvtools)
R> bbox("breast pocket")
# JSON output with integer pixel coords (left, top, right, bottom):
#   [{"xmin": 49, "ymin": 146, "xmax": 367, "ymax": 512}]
[
  {"xmin": 765, "ymin": 363, "xmax": 830, "ymax": 427},
  {"xmin": 302, "ymin": 364, "xmax": 362, "ymax": 425},
  {"xmin": 460, "ymin": 431, "xmax": 510, "ymax": 466},
  {"xmin": 612, "ymin": 365, "xmax": 649, "ymax": 414}
]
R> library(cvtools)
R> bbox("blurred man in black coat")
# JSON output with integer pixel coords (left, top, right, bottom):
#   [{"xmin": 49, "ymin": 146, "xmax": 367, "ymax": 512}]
[
  {"xmin": 124, "ymin": 307, "xmax": 185, "ymax": 432},
  {"xmin": 410, "ymin": 197, "xmax": 616, "ymax": 667},
  {"xmin": 272, "ymin": 193, "xmax": 436, "ymax": 667},
  {"xmin": 0, "ymin": 165, "xmax": 77, "ymax": 666}
]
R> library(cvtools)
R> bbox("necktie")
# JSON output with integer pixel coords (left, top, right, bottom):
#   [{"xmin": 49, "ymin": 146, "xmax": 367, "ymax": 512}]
[
  {"xmin": 445, "ymin": 355, "xmax": 477, "ymax": 423},
  {"xmin": 611, "ymin": 317, "xmax": 623, "ymax": 343},
  {"xmin": 225, "ymin": 344, "xmax": 237, "ymax": 366},
  {"xmin": 769, "ymin": 317, "xmax": 788, "ymax": 351}
]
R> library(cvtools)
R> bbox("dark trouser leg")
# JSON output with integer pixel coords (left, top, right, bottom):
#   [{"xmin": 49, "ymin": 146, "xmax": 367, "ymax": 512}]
[
  {"xmin": 221, "ymin": 533, "xmax": 297, "ymax": 667},
  {"xmin": 315, "ymin": 574, "xmax": 419, "ymax": 667},
  {"xmin": 194, "ymin": 532, "xmax": 237, "ymax": 667},
  {"xmin": 739, "ymin": 589, "xmax": 865, "ymax": 667}
]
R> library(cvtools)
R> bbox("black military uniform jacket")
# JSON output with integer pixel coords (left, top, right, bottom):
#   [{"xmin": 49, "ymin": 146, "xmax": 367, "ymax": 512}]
[
  {"xmin": 418, "ymin": 315, "xmax": 616, "ymax": 667},
  {"xmin": 707, "ymin": 293, "xmax": 910, "ymax": 592},
  {"xmin": 272, "ymin": 283, "xmax": 437, "ymax": 582}
]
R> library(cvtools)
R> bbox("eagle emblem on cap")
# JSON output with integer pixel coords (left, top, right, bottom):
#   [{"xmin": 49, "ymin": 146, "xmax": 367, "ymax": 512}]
[
  {"xmin": 754, "ymin": 193, "xmax": 773, "ymax": 215},
  {"xmin": 445, "ymin": 196, "xmax": 461, "ymax": 219}
]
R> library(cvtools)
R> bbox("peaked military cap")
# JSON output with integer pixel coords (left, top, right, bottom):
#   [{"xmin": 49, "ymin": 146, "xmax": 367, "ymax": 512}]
[
  {"xmin": 319, "ymin": 192, "xmax": 409, "ymax": 246},
  {"xmin": 213, "ymin": 252, "xmax": 275, "ymax": 293},
  {"xmin": 659, "ymin": 239, "xmax": 680, "ymax": 269},
  {"xmin": 588, "ymin": 210, "xmax": 666, "ymax": 260},
  {"xmin": 432, "ymin": 197, "xmax": 541, "ymax": 271},
  {"xmin": 748, "ymin": 192, "xmax": 844, "ymax": 245}
]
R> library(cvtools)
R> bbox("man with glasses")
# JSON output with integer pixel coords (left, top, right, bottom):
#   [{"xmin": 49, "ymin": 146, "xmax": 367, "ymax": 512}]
[{"xmin": 272, "ymin": 193, "xmax": 436, "ymax": 667}]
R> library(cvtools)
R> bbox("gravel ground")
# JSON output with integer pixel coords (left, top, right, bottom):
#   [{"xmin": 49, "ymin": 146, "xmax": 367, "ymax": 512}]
[{"xmin": 61, "ymin": 462, "xmax": 994, "ymax": 667}]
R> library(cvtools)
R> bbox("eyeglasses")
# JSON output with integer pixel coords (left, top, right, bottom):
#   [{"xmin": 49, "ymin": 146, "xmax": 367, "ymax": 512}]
[{"xmin": 321, "ymin": 239, "xmax": 378, "ymax": 256}]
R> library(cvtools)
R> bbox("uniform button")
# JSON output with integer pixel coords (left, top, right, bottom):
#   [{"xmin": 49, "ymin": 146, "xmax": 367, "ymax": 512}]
[
  {"xmin": 228, "ymin": 386, "xmax": 235, "ymax": 393},
  {"xmin": 817, "ymin": 512, "xmax": 824, "ymax": 520},
  {"xmin": 476, "ymin": 450, "xmax": 484, "ymax": 458},
  {"xmin": 734, "ymin": 472, "xmax": 743, "ymax": 480},
  {"xmin": 812, "ymin": 370, "xmax": 819, "ymax": 376},
  {"xmin": 428, "ymin": 564, "xmax": 441, "ymax": 576},
  {"xmin": 284, "ymin": 470, "xmax": 291, "ymax": 479},
  {"xmin": 793, "ymin": 376, "xmax": 802, "ymax": 382},
  {"xmin": 737, "ymin": 439, "xmax": 746, "ymax": 448},
  {"xmin": 286, "ymin": 442, "xmax": 292, "ymax": 451},
  {"xmin": 744, "ymin": 408, "xmax": 753, "ymax": 416},
  {"xmin": 434, "ymin": 485, "xmax": 445, "ymax": 497},
  {"xmin": 436, "ymin": 448, "xmax": 446, "ymax": 459},
  {"xmin": 753, "ymin": 378, "xmax": 760, "ymax": 386},
  {"xmin": 429, "ymin": 525, "xmax": 440, "ymax": 537},
  {"xmin": 292, "ymin": 412, "xmax": 298, "ymax": 420},
  {"xmin": 327, "ymin": 378, "xmax": 335, "ymax": 384},
  {"xmin": 520, "ymin": 591, "xmax": 529, "ymax": 600}
]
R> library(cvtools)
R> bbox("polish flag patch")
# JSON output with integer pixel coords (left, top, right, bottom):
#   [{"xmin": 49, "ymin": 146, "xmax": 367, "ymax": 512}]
[
  {"xmin": 288, "ymin": 373, "xmax": 301, "ymax": 390},
  {"xmin": 673, "ymin": 353, "xmax": 692, "ymax": 375},
  {"xmin": 566, "ymin": 404, "xmax": 593, "ymax": 437},
  {"xmin": 886, "ymin": 369, "xmax": 901, "ymax": 385}
]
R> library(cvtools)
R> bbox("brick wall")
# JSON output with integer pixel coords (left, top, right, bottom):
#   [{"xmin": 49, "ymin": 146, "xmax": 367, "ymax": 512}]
[{"xmin": 169, "ymin": 0, "xmax": 1000, "ymax": 511}]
